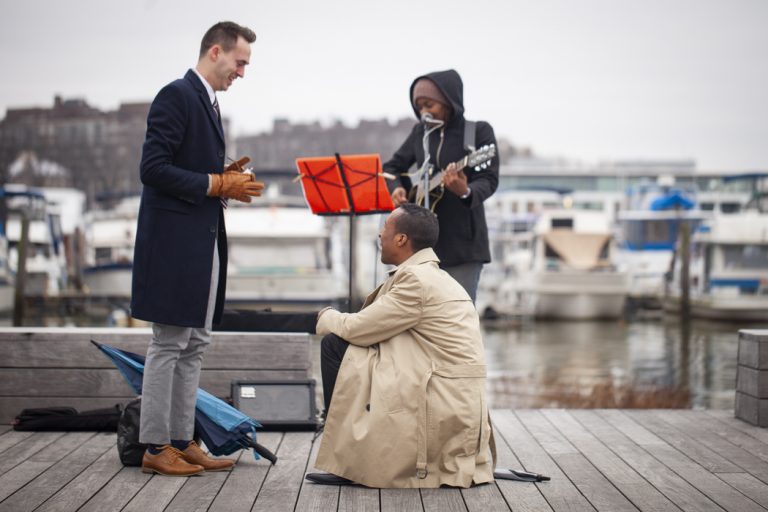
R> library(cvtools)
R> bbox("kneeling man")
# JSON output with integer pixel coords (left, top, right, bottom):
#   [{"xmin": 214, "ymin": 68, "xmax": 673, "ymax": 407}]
[{"xmin": 307, "ymin": 203, "xmax": 494, "ymax": 488}]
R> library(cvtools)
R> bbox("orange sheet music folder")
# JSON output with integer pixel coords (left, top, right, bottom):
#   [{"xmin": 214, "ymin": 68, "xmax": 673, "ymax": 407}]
[{"xmin": 295, "ymin": 153, "xmax": 395, "ymax": 215}]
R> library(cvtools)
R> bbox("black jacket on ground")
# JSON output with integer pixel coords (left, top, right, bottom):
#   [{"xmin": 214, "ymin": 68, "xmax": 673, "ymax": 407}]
[{"xmin": 383, "ymin": 69, "xmax": 499, "ymax": 267}]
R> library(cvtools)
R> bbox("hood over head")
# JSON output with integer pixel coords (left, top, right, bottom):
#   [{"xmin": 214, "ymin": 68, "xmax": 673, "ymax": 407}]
[{"xmin": 409, "ymin": 69, "xmax": 464, "ymax": 121}]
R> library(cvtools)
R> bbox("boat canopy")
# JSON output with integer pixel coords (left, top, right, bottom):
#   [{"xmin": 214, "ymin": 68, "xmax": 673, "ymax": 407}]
[
  {"xmin": 649, "ymin": 191, "xmax": 695, "ymax": 211},
  {"xmin": 543, "ymin": 231, "xmax": 610, "ymax": 270}
]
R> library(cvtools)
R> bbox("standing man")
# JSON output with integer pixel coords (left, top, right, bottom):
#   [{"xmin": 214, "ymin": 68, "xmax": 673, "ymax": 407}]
[
  {"xmin": 131, "ymin": 21, "xmax": 263, "ymax": 476},
  {"xmin": 385, "ymin": 69, "xmax": 499, "ymax": 301}
]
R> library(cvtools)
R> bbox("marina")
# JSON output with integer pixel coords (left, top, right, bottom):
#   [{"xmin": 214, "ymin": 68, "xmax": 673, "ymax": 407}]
[{"xmin": 2, "ymin": 168, "xmax": 767, "ymax": 322}]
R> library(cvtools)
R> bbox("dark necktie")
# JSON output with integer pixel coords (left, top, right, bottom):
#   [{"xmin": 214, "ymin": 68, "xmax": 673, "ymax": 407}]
[
  {"xmin": 213, "ymin": 97, "xmax": 228, "ymax": 209},
  {"xmin": 213, "ymin": 96, "xmax": 221, "ymax": 124}
]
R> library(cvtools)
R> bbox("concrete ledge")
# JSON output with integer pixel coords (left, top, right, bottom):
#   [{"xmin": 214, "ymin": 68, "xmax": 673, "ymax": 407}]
[{"xmin": 0, "ymin": 327, "xmax": 311, "ymax": 424}]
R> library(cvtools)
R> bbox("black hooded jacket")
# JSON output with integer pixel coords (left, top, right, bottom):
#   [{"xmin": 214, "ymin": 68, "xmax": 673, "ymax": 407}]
[{"xmin": 383, "ymin": 69, "xmax": 499, "ymax": 266}]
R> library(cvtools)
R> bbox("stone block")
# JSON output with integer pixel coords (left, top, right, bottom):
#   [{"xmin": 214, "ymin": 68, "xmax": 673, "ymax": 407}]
[
  {"xmin": 738, "ymin": 330, "xmax": 768, "ymax": 369},
  {"xmin": 737, "ymin": 366, "xmax": 768, "ymax": 398},
  {"xmin": 735, "ymin": 391, "xmax": 768, "ymax": 427}
]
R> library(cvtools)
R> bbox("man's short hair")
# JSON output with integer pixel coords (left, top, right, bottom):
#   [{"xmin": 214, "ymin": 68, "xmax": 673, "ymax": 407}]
[
  {"xmin": 393, "ymin": 203, "xmax": 439, "ymax": 252},
  {"xmin": 199, "ymin": 21, "xmax": 257, "ymax": 58}
]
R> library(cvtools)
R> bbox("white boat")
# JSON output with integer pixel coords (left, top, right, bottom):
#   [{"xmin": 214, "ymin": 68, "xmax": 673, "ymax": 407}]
[
  {"xmin": 4, "ymin": 186, "xmax": 67, "ymax": 298},
  {"xmin": 520, "ymin": 209, "xmax": 629, "ymax": 320},
  {"xmin": 615, "ymin": 179, "xmax": 708, "ymax": 308},
  {"xmin": 476, "ymin": 211, "xmax": 536, "ymax": 319},
  {"xmin": 477, "ymin": 189, "xmax": 623, "ymax": 319},
  {"xmin": 665, "ymin": 199, "xmax": 768, "ymax": 321},
  {"xmin": 82, "ymin": 195, "xmax": 139, "ymax": 299},
  {"xmin": 224, "ymin": 199, "xmax": 347, "ymax": 310}
]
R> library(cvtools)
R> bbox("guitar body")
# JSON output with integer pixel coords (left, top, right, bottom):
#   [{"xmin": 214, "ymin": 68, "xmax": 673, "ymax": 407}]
[{"xmin": 407, "ymin": 166, "xmax": 446, "ymax": 211}]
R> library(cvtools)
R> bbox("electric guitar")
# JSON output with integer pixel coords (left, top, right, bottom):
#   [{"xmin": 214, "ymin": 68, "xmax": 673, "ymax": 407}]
[{"xmin": 408, "ymin": 144, "xmax": 496, "ymax": 211}]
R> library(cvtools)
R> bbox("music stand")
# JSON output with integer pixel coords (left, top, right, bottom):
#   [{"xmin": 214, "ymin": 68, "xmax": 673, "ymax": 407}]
[{"xmin": 295, "ymin": 153, "xmax": 394, "ymax": 311}]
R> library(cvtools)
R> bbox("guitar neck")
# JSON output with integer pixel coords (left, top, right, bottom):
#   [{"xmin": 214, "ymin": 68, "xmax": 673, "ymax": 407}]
[{"xmin": 425, "ymin": 155, "xmax": 468, "ymax": 189}]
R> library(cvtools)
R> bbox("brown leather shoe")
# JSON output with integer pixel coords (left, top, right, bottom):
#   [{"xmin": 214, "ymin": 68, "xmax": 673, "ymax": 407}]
[
  {"xmin": 181, "ymin": 441, "xmax": 235, "ymax": 472},
  {"xmin": 142, "ymin": 446, "xmax": 205, "ymax": 476}
]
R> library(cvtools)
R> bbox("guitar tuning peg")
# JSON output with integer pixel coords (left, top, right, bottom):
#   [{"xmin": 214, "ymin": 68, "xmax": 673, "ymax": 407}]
[{"xmin": 474, "ymin": 166, "xmax": 481, "ymax": 171}]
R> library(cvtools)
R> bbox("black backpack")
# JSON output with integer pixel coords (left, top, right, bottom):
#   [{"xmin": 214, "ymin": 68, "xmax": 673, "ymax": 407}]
[
  {"xmin": 117, "ymin": 398, "xmax": 146, "ymax": 466},
  {"xmin": 12, "ymin": 405, "xmax": 122, "ymax": 432}
]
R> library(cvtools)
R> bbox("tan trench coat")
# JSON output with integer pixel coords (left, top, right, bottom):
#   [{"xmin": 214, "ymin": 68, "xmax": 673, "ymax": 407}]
[{"xmin": 315, "ymin": 248, "xmax": 495, "ymax": 488}]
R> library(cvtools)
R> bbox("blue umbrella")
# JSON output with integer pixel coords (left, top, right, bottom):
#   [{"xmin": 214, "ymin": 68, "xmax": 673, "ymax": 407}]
[{"xmin": 91, "ymin": 340, "xmax": 277, "ymax": 464}]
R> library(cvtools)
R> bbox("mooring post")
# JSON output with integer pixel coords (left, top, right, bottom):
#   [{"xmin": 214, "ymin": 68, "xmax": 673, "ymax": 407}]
[{"xmin": 12, "ymin": 210, "xmax": 29, "ymax": 326}]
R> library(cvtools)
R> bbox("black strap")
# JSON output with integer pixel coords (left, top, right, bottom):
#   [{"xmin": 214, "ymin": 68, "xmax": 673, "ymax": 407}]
[{"xmin": 464, "ymin": 120, "xmax": 476, "ymax": 152}]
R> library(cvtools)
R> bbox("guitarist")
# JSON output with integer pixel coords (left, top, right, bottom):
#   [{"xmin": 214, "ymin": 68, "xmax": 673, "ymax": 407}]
[{"xmin": 385, "ymin": 69, "xmax": 499, "ymax": 301}]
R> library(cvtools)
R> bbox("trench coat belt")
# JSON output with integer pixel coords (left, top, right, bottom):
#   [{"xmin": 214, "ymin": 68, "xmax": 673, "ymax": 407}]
[{"xmin": 416, "ymin": 363, "xmax": 487, "ymax": 479}]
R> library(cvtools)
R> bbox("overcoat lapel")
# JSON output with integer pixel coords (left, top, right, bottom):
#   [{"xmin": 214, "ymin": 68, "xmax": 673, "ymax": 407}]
[{"xmin": 185, "ymin": 70, "xmax": 225, "ymax": 144}]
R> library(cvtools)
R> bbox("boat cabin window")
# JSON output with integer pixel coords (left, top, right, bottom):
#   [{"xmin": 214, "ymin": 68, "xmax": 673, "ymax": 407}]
[
  {"xmin": 622, "ymin": 219, "xmax": 678, "ymax": 248},
  {"xmin": 720, "ymin": 202, "xmax": 741, "ymax": 214},
  {"xmin": 700, "ymin": 202, "xmax": 715, "ymax": 211},
  {"xmin": 722, "ymin": 245, "xmax": 768, "ymax": 270},
  {"xmin": 645, "ymin": 220, "xmax": 672, "ymax": 243},
  {"xmin": 95, "ymin": 247, "xmax": 113, "ymax": 266},
  {"xmin": 573, "ymin": 201, "xmax": 603, "ymax": 211},
  {"xmin": 551, "ymin": 218, "xmax": 573, "ymax": 229}
]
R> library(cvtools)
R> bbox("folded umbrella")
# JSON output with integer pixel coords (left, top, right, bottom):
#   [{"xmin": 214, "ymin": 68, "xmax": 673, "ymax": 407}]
[{"xmin": 91, "ymin": 340, "xmax": 277, "ymax": 464}]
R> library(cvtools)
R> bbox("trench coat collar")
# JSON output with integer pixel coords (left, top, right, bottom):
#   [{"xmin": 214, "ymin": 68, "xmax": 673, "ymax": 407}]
[
  {"xmin": 387, "ymin": 248, "xmax": 440, "ymax": 277},
  {"xmin": 361, "ymin": 249, "xmax": 440, "ymax": 309}
]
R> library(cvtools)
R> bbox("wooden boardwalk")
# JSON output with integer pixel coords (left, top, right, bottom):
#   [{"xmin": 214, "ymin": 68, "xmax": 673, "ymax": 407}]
[{"xmin": 1, "ymin": 409, "xmax": 768, "ymax": 511}]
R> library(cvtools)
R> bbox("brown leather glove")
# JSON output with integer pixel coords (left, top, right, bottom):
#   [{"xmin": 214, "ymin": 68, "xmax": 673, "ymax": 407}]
[{"xmin": 208, "ymin": 171, "xmax": 265, "ymax": 203}]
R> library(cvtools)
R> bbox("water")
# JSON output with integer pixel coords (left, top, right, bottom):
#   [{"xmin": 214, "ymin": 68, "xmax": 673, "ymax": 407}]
[
  {"xmin": 4, "ymin": 312, "xmax": 760, "ymax": 410},
  {"xmin": 483, "ymin": 318, "xmax": 758, "ymax": 410}
]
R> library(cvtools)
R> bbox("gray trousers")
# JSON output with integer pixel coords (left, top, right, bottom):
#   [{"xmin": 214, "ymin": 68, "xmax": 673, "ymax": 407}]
[
  {"xmin": 139, "ymin": 239, "xmax": 219, "ymax": 445},
  {"xmin": 442, "ymin": 262, "xmax": 483, "ymax": 303}
]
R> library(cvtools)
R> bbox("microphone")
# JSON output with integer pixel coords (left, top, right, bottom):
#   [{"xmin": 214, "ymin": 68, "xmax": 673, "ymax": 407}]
[{"xmin": 421, "ymin": 112, "xmax": 444, "ymax": 127}]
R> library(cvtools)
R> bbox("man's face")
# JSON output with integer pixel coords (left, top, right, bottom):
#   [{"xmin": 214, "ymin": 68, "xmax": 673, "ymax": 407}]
[
  {"xmin": 415, "ymin": 97, "xmax": 450, "ymax": 123},
  {"xmin": 211, "ymin": 36, "xmax": 251, "ymax": 91},
  {"xmin": 379, "ymin": 209, "xmax": 405, "ymax": 265}
]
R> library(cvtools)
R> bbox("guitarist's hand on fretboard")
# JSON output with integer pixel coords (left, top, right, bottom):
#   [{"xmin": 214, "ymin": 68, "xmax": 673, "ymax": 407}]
[{"xmin": 442, "ymin": 162, "xmax": 469, "ymax": 198}]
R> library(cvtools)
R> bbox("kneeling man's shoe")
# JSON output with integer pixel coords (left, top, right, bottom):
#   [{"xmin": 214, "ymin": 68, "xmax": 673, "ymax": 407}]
[
  {"xmin": 181, "ymin": 441, "xmax": 235, "ymax": 472},
  {"xmin": 142, "ymin": 446, "xmax": 205, "ymax": 476},
  {"xmin": 305, "ymin": 472, "xmax": 354, "ymax": 485}
]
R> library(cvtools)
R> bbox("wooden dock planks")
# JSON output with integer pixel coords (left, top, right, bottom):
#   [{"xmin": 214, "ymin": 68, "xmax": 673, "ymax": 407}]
[{"xmin": 0, "ymin": 410, "xmax": 767, "ymax": 511}]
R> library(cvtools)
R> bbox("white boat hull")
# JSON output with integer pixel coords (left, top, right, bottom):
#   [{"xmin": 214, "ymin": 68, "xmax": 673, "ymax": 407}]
[
  {"xmin": 83, "ymin": 265, "xmax": 133, "ymax": 298},
  {"xmin": 663, "ymin": 295, "xmax": 768, "ymax": 322},
  {"xmin": 525, "ymin": 271, "xmax": 628, "ymax": 320},
  {"xmin": 225, "ymin": 272, "xmax": 346, "ymax": 308}
]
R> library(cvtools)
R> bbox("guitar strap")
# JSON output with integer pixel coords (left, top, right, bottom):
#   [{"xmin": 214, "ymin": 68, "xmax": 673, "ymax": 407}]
[{"xmin": 463, "ymin": 120, "xmax": 476, "ymax": 152}]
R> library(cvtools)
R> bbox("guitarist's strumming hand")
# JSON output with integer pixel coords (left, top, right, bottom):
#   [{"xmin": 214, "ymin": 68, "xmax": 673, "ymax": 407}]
[
  {"xmin": 442, "ymin": 162, "xmax": 469, "ymax": 198},
  {"xmin": 391, "ymin": 186, "xmax": 408, "ymax": 206}
]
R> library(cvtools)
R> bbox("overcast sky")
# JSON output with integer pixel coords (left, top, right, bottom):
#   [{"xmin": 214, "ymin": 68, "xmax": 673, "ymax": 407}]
[{"xmin": 1, "ymin": 0, "xmax": 766, "ymax": 170}]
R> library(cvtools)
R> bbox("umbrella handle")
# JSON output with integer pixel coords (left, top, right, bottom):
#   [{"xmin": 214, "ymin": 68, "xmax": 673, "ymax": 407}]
[
  {"xmin": 494, "ymin": 468, "xmax": 550, "ymax": 482},
  {"xmin": 249, "ymin": 439, "xmax": 278, "ymax": 465}
]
